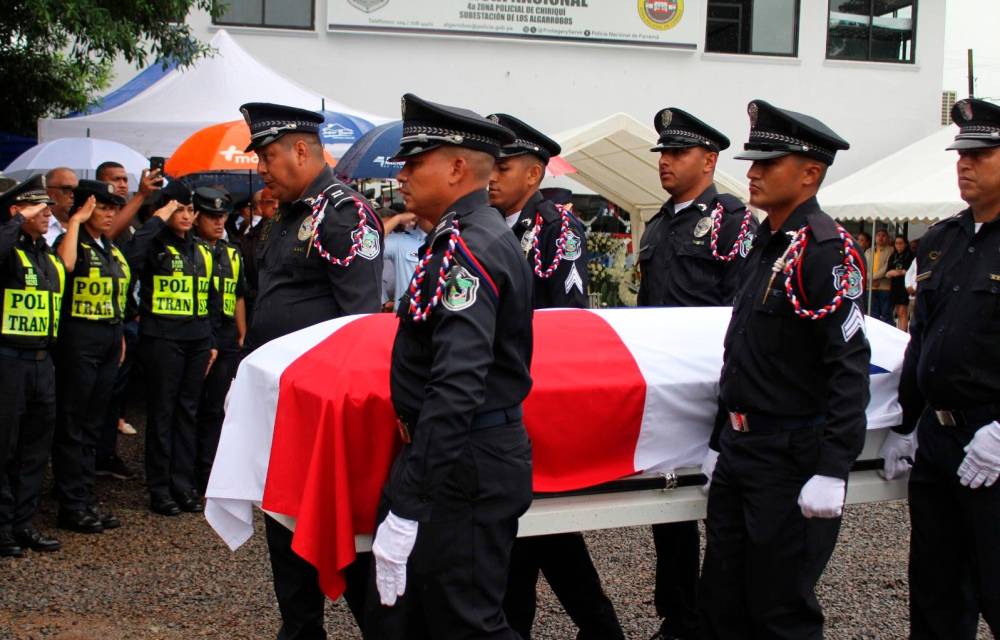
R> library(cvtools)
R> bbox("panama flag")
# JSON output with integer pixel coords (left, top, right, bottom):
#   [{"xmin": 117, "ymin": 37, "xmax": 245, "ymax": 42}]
[{"xmin": 206, "ymin": 307, "xmax": 908, "ymax": 599}]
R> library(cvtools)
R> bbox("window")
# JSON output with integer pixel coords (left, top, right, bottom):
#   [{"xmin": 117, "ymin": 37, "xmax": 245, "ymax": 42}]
[
  {"xmin": 705, "ymin": 0, "xmax": 800, "ymax": 57},
  {"xmin": 214, "ymin": 0, "xmax": 314, "ymax": 30},
  {"xmin": 827, "ymin": 1, "xmax": 916, "ymax": 63}
]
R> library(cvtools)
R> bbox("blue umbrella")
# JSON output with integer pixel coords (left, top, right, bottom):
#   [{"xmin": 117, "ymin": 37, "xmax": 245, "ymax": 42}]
[
  {"xmin": 318, "ymin": 110, "xmax": 375, "ymax": 146},
  {"xmin": 333, "ymin": 121, "xmax": 404, "ymax": 180}
]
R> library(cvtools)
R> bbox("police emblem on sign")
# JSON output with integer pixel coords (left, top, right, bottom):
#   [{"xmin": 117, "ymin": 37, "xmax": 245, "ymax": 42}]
[
  {"xmin": 563, "ymin": 230, "xmax": 583, "ymax": 261},
  {"xmin": 833, "ymin": 264, "xmax": 863, "ymax": 300},
  {"xmin": 354, "ymin": 224, "xmax": 381, "ymax": 260},
  {"xmin": 443, "ymin": 265, "xmax": 479, "ymax": 312},
  {"xmin": 347, "ymin": 0, "xmax": 389, "ymax": 13},
  {"xmin": 693, "ymin": 216, "xmax": 712, "ymax": 238},
  {"xmin": 638, "ymin": 0, "xmax": 684, "ymax": 31}
]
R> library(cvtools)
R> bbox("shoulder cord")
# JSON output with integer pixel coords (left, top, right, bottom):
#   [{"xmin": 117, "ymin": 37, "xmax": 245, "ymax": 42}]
[
  {"xmin": 780, "ymin": 224, "xmax": 860, "ymax": 320},
  {"xmin": 530, "ymin": 203, "xmax": 573, "ymax": 278},
  {"xmin": 406, "ymin": 219, "xmax": 461, "ymax": 323},
  {"xmin": 708, "ymin": 202, "xmax": 756, "ymax": 262},
  {"xmin": 307, "ymin": 187, "xmax": 372, "ymax": 267}
]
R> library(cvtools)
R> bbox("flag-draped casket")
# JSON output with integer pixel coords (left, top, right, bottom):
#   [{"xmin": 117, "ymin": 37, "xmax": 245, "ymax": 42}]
[{"xmin": 206, "ymin": 307, "xmax": 908, "ymax": 599}]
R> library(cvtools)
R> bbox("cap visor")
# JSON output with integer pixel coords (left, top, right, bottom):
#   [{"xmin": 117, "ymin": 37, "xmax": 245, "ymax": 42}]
[
  {"xmin": 733, "ymin": 149, "xmax": 791, "ymax": 161},
  {"xmin": 945, "ymin": 138, "xmax": 1000, "ymax": 151},
  {"xmin": 389, "ymin": 142, "xmax": 444, "ymax": 162}
]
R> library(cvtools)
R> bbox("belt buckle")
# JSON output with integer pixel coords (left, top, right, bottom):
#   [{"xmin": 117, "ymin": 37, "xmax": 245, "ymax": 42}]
[
  {"xmin": 729, "ymin": 412, "xmax": 750, "ymax": 432},
  {"xmin": 935, "ymin": 410, "xmax": 957, "ymax": 427},
  {"xmin": 396, "ymin": 417, "xmax": 412, "ymax": 444}
]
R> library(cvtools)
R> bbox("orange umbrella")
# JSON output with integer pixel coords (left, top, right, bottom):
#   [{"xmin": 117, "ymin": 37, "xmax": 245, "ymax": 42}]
[{"xmin": 165, "ymin": 120, "xmax": 336, "ymax": 177}]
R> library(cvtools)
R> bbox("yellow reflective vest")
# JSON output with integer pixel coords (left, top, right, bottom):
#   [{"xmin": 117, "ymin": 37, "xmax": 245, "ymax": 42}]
[
  {"xmin": 67, "ymin": 240, "xmax": 131, "ymax": 322},
  {"xmin": 2, "ymin": 246, "xmax": 65, "ymax": 343}
]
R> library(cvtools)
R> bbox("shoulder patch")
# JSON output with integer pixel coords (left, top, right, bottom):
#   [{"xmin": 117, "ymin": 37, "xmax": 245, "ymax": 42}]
[
  {"xmin": 442, "ymin": 265, "xmax": 479, "ymax": 311},
  {"xmin": 833, "ymin": 263, "xmax": 863, "ymax": 299},
  {"xmin": 563, "ymin": 229, "xmax": 583, "ymax": 261},
  {"xmin": 354, "ymin": 224, "xmax": 381, "ymax": 260},
  {"xmin": 841, "ymin": 302, "xmax": 867, "ymax": 342}
]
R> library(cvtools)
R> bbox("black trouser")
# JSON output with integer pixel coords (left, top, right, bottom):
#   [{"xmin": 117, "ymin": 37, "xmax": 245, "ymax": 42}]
[
  {"xmin": 652, "ymin": 520, "xmax": 701, "ymax": 639},
  {"xmin": 98, "ymin": 319, "xmax": 138, "ymax": 461},
  {"xmin": 504, "ymin": 533, "xmax": 624, "ymax": 640},
  {"xmin": 909, "ymin": 410, "xmax": 1000, "ymax": 639},
  {"xmin": 195, "ymin": 347, "xmax": 239, "ymax": 494},
  {"xmin": 140, "ymin": 335, "xmax": 210, "ymax": 501},
  {"xmin": 0, "ymin": 351, "xmax": 56, "ymax": 532},
  {"xmin": 699, "ymin": 423, "xmax": 841, "ymax": 640},
  {"xmin": 264, "ymin": 514, "xmax": 370, "ymax": 639},
  {"xmin": 364, "ymin": 423, "xmax": 533, "ymax": 640},
  {"xmin": 53, "ymin": 321, "xmax": 122, "ymax": 512}
]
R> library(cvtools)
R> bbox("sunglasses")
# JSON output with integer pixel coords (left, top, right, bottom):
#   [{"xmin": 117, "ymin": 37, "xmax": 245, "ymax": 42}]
[{"xmin": 49, "ymin": 186, "xmax": 75, "ymax": 193}]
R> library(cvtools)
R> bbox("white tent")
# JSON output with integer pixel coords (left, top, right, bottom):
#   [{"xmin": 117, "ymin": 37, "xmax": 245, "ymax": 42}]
[
  {"xmin": 554, "ymin": 113, "xmax": 750, "ymax": 246},
  {"xmin": 820, "ymin": 126, "xmax": 963, "ymax": 223},
  {"xmin": 37, "ymin": 30, "xmax": 389, "ymax": 159}
]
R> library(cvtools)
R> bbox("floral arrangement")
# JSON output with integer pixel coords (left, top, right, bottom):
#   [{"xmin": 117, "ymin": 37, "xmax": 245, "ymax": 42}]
[{"xmin": 586, "ymin": 232, "xmax": 637, "ymax": 307}]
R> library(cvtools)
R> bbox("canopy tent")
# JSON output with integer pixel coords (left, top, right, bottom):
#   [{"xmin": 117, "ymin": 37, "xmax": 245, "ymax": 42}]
[
  {"xmin": 819, "ymin": 126, "xmax": 963, "ymax": 223},
  {"xmin": 553, "ymin": 113, "xmax": 750, "ymax": 246},
  {"xmin": 37, "ymin": 30, "xmax": 390, "ymax": 159}
]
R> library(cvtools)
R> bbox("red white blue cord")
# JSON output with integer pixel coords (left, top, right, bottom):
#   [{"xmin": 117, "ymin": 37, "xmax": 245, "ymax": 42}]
[
  {"xmin": 530, "ymin": 204, "xmax": 572, "ymax": 278},
  {"xmin": 781, "ymin": 224, "xmax": 860, "ymax": 320},
  {"xmin": 709, "ymin": 202, "xmax": 755, "ymax": 262},
  {"xmin": 406, "ymin": 219, "xmax": 461, "ymax": 322}
]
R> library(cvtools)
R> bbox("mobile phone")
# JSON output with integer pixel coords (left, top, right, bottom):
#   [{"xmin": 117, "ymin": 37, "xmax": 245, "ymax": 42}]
[{"xmin": 149, "ymin": 156, "xmax": 165, "ymax": 172}]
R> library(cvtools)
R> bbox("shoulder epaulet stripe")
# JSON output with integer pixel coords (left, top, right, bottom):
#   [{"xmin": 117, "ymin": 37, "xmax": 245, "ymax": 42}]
[{"xmin": 455, "ymin": 236, "xmax": 499, "ymax": 300}]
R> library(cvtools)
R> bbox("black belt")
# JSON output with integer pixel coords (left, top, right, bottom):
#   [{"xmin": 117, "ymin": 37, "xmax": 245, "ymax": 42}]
[
  {"xmin": 0, "ymin": 346, "xmax": 49, "ymax": 361},
  {"xmin": 929, "ymin": 404, "xmax": 1000, "ymax": 429},
  {"xmin": 396, "ymin": 406, "xmax": 523, "ymax": 443},
  {"xmin": 728, "ymin": 412, "xmax": 824, "ymax": 433}
]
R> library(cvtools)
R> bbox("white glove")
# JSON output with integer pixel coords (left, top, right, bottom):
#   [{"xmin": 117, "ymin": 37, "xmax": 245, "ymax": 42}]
[
  {"xmin": 958, "ymin": 421, "xmax": 1000, "ymax": 489},
  {"xmin": 371, "ymin": 511, "xmax": 419, "ymax": 606},
  {"xmin": 878, "ymin": 430, "xmax": 916, "ymax": 480},
  {"xmin": 797, "ymin": 475, "xmax": 846, "ymax": 518},
  {"xmin": 700, "ymin": 449, "xmax": 720, "ymax": 494}
]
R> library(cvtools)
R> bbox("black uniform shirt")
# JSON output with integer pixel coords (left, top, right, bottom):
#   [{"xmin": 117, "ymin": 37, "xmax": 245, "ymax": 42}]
[
  {"xmin": 509, "ymin": 191, "xmax": 590, "ymax": 310},
  {"xmin": 124, "ymin": 217, "xmax": 217, "ymax": 343},
  {"xmin": 719, "ymin": 197, "xmax": 870, "ymax": 480},
  {"xmin": 207, "ymin": 239, "xmax": 248, "ymax": 352},
  {"xmin": 0, "ymin": 215, "xmax": 64, "ymax": 350},
  {"xmin": 247, "ymin": 166, "xmax": 383, "ymax": 350},
  {"xmin": 55, "ymin": 228, "xmax": 130, "ymax": 326},
  {"xmin": 637, "ymin": 185, "xmax": 757, "ymax": 307},
  {"xmin": 898, "ymin": 208, "xmax": 1000, "ymax": 432},
  {"xmin": 389, "ymin": 189, "xmax": 534, "ymax": 522}
]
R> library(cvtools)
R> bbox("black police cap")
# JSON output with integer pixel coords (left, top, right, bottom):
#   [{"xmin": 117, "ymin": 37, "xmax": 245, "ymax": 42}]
[
  {"xmin": 156, "ymin": 180, "xmax": 193, "ymax": 207},
  {"xmin": 650, "ymin": 108, "xmax": 730, "ymax": 153},
  {"xmin": 487, "ymin": 113, "xmax": 561, "ymax": 164},
  {"xmin": 240, "ymin": 102, "xmax": 324, "ymax": 153},
  {"xmin": 390, "ymin": 93, "xmax": 516, "ymax": 161},
  {"xmin": 73, "ymin": 179, "xmax": 126, "ymax": 210},
  {"xmin": 193, "ymin": 187, "xmax": 231, "ymax": 216},
  {"xmin": 946, "ymin": 98, "xmax": 1000, "ymax": 151},
  {"xmin": 734, "ymin": 100, "xmax": 849, "ymax": 166},
  {"xmin": 0, "ymin": 174, "xmax": 53, "ymax": 214}
]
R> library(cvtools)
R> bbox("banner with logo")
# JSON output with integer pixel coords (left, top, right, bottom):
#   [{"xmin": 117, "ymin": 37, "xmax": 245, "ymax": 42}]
[{"xmin": 327, "ymin": 0, "xmax": 702, "ymax": 49}]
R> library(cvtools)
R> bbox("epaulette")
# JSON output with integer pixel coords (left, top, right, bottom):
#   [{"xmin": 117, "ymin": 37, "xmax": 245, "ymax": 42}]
[
  {"xmin": 929, "ymin": 210, "xmax": 964, "ymax": 228},
  {"xmin": 537, "ymin": 198, "xmax": 562, "ymax": 225},
  {"xmin": 805, "ymin": 209, "xmax": 838, "ymax": 242},
  {"xmin": 715, "ymin": 192, "xmax": 746, "ymax": 213}
]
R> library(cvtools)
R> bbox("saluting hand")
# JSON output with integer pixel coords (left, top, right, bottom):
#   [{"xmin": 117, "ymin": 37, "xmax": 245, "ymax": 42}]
[
  {"xmin": 154, "ymin": 200, "xmax": 180, "ymax": 222},
  {"xmin": 139, "ymin": 168, "xmax": 163, "ymax": 196},
  {"xmin": 17, "ymin": 203, "xmax": 49, "ymax": 221},
  {"xmin": 70, "ymin": 196, "xmax": 96, "ymax": 226}
]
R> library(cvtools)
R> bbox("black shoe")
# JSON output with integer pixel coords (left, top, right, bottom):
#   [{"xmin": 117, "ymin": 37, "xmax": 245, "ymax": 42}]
[
  {"xmin": 96, "ymin": 454, "xmax": 135, "ymax": 480},
  {"xmin": 0, "ymin": 529, "xmax": 23, "ymax": 558},
  {"xmin": 173, "ymin": 491, "xmax": 204, "ymax": 514},
  {"xmin": 86, "ymin": 505, "xmax": 121, "ymax": 530},
  {"xmin": 150, "ymin": 497, "xmax": 181, "ymax": 516},
  {"xmin": 14, "ymin": 526, "xmax": 61, "ymax": 552},
  {"xmin": 57, "ymin": 509, "xmax": 104, "ymax": 534}
]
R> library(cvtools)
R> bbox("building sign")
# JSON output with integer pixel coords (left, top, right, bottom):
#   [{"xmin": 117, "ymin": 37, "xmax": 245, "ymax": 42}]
[{"xmin": 328, "ymin": 0, "xmax": 700, "ymax": 49}]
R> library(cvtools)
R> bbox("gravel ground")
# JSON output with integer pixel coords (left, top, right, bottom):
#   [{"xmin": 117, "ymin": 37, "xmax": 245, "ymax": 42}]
[{"xmin": 0, "ymin": 413, "xmax": 992, "ymax": 639}]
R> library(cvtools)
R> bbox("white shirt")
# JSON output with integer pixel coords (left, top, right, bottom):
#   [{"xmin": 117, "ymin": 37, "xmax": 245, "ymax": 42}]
[
  {"xmin": 44, "ymin": 216, "xmax": 66, "ymax": 246},
  {"xmin": 904, "ymin": 258, "xmax": 917, "ymax": 297},
  {"xmin": 672, "ymin": 199, "xmax": 695, "ymax": 213},
  {"xmin": 506, "ymin": 211, "xmax": 520, "ymax": 229}
]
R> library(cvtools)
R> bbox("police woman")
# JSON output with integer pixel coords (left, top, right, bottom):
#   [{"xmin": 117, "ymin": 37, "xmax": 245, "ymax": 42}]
[
  {"xmin": 191, "ymin": 187, "xmax": 246, "ymax": 493},
  {"xmin": 52, "ymin": 180, "xmax": 128, "ymax": 534},
  {"xmin": 125, "ymin": 183, "xmax": 218, "ymax": 516}
]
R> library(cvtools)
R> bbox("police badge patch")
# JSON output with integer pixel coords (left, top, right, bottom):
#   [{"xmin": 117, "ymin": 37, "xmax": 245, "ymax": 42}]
[
  {"xmin": 693, "ymin": 216, "xmax": 712, "ymax": 238},
  {"xmin": 442, "ymin": 265, "xmax": 479, "ymax": 311},
  {"xmin": 298, "ymin": 217, "xmax": 315, "ymax": 241},
  {"xmin": 958, "ymin": 99, "xmax": 974, "ymax": 122},
  {"xmin": 833, "ymin": 264, "xmax": 863, "ymax": 299},
  {"xmin": 354, "ymin": 224, "xmax": 381, "ymax": 260},
  {"xmin": 661, "ymin": 110, "xmax": 672, "ymax": 128},
  {"xmin": 563, "ymin": 230, "xmax": 582, "ymax": 261},
  {"xmin": 521, "ymin": 228, "xmax": 536, "ymax": 256},
  {"xmin": 739, "ymin": 231, "xmax": 754, "ymax": 258}
]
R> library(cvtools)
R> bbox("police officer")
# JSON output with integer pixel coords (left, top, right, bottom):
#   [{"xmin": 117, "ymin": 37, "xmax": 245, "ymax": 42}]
[
  {"xmin": 238, "ymin": 102, "xmax": 383, "ymax": 639},
  {"xmin": 638, "ymin": 107, "xmax": 756, "ymax": 640},
  {"xmin": 363, "ymin": 94, "xmax": 531, "ymax": 640},
  {"xmin": 193, "ymin": 187, "xmax": 247, "ymax": 494},
  {"xmin": 698, "ymin": 101, "xmax": 870, "ymax": 639},
  {"xmin": 125, "ymin": 181, "xmax": 218, "ymax": 516},
  {"xmin": 880, "ymin": 98, "xmax": 1000, "ymax": 638},
  {"xmin": 486, "ymin": 113, "xmax": 621, "ymax": 640},
  {"xmin": 52, "ymin": 180, "xmax": 128, "ymax": 534},
  {"xmin": 0, "ymin": 175, "xmax": 65, "ymax": 556}
]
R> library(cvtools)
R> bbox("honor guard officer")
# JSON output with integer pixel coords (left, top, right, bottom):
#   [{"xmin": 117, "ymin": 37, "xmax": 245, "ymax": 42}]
[
  {"xmin": 363, "ymin": 94, "xmax": 532, "ymax": 640},
  {"xmin": 488, "ymin": 113, "xmax": 590, "ymax": 310},
  {"xmin": 52, "ymin": 180, "xmax": 128, "ymax": 534},
  {"xmin": 192, "ymin": 187, "xmax": 247, "ymax": 494},
  {"xmin": 125, "ymin": 181, "xmax": 219, "ymax": 517},
  {"xmin": 238, "ymin": 102, "xmax": 383, "ymax": 639},
  {"xmin": 698, "ymin": 101, "xmax": 870, "ymax": 639},
  {"xmin": 639, "ymin": 107, "xmax": 756, "ymax": 640},
  {"xmin": 881, "ymin": 98, "xmax": 1000, "ymax": 638},
  {"xmin": 0, "ymin": 176, "xmax": 65, "ymax": 556},
  {"xmin": 486, "ymin": 113, "xmax": 622, "ymax": 640}
]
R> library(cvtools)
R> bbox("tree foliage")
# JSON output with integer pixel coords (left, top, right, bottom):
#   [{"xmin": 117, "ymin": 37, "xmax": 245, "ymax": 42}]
[{"xmin": 0, "ymin": 0, "xmax": 222, "ymax": 136}]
